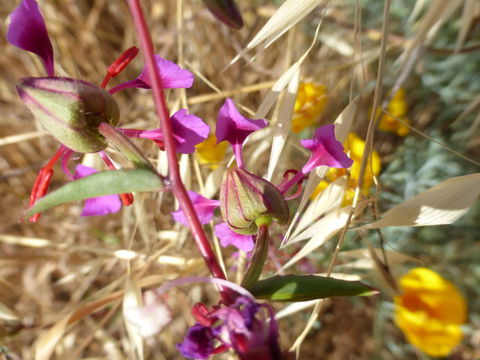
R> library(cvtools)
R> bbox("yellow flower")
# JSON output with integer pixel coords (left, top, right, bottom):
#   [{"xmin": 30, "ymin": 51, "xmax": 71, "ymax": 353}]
[
  {"xmin": 394, "ymin": 268, "xmax": 467, "ymax": 357},
  {"xmin": 311, "ymin": 133, "xmax": 381, "ymax": 204},
  {"xmin": 195, "ymin": 134, "xmax": 228, "ymax": 169},
  {"xmin": 378, "ymin": 88, "xmax": 411, "ymax": 136},
  {"xmin": 292, "ymin": 83, "xmax": 328, "ymax": 133}
]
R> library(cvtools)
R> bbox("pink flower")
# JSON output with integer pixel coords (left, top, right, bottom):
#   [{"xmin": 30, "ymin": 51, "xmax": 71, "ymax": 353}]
[
  {"xmin": 121, "ymin": 109, "xmax": 210, "ymax": 154},
  {"xmin": 300, "ymin": 124, "xmax": 353, "ymax": 173},
  {"xmin": 109, "ymin": 55, "xmax": 194, "ymax": 94},
  {"xmin": 6, "ymin": 0, "xmax": 54, "ymax": 76},
  {"xmin": 216, "ymin": 99, "xmax": 268, "ymax": 168},
  {"xmin": 214, "ymin": 223, "xmax": 254, "ymax": 252},
  {"xmin": 172, "ymin": 191, "xmax": 220, "ymax": 226}
]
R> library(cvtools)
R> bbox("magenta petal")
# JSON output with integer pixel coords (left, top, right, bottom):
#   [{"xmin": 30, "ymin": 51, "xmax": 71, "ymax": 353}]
[
  {"xmin": 110, "ymin": 55, "xmax": 194, "ymax": 93},
  {"xmin": 74, "ymin": 165, "xmax": 121, "ymax": 216},
  {"xmin": 300, "ymin": 124, "xmax": 353, "ymax": 174},
  {"xmin": 7, "ymin": 0, "xmax": 54, "ymax": 76},
  {"xmin": 171, "ymin": 109, "xmax": 210, "ymax": 153},
  {"xmin": 214, "ymin": 223, "xmax": 254, "ymax": 252},
  {"xmin": 216, "ymin": 99, "xmax": 268, "ymax": 146},
  {"xmin": 172, "ymin": 191, "xmax": 220, "ymax": 226}
]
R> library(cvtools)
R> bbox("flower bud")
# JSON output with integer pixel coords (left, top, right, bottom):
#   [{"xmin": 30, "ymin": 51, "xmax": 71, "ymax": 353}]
[
  {"xmin": 220, "ymin": 167, "xmax": 289, "ymax": 235},
  {"xmin": 17, "ymin": 77, "xmax": 120, "ymax": 153}
]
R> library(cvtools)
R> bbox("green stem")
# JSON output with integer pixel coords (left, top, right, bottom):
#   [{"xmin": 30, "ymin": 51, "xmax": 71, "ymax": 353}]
[{"xmin": 242, "ymin": 223, "xmax": 270, "ymax": 289}]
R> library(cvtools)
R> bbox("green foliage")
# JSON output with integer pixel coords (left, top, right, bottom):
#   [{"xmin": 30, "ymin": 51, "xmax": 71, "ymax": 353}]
[
  {"xmin": 248, "ymin": 275, "xmax": 378, "ymax": 301},
  {"xmin": 25, "ymin": 169, "xmax": 163, "ymax": 218}
]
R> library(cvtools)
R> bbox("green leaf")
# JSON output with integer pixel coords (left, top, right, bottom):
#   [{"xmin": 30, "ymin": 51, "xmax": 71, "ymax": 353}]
[
  {"xmin": 247, "ymin": 275, "xmax": 378, "ymax": 302},
  {"xmin": 25, "ymin": 169, "xmax": 162, "ymax": 218}
]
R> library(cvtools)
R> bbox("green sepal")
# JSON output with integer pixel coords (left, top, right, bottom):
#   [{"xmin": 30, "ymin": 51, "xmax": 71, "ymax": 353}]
[
  {"xmin": 247, "ymin": 275, "xmax": 379, "ymax": 302},
  {"xmin": 25, "ymin": 169, "xmax": 162, "ymax": 218}
]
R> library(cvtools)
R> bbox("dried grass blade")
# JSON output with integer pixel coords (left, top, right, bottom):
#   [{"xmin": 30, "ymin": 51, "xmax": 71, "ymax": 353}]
[
  {"xmin": 230, "ymin": 0, "xmax": 323, "ymax": 65},
  {"xmin": 0, "ymin": 302, "xmax": 18, "ymax": 321},
  {"xmin": 403, "ymin": 0, "xmax": 463, "ymax": 60},
  {"xmin": 455, "ymin": 0, "xmax": 479, "ymax": 52},
  {"xmin": 289, "ymin": 177, "xmax": 347, "ymax": 241},
  {"xmin": 35, "ymin": 313, "xmax": 72, "ymax": 360},
  {"xmin": 123, "ymin": 275, "xmax": 144, "ymax": 360},
  {"xmin": 358, "ymin": 173, "xmax": 480, "ymax": 229},
  {"xmin": 279, "ymin": 207, "xmax": 352, "ymax": 272}
]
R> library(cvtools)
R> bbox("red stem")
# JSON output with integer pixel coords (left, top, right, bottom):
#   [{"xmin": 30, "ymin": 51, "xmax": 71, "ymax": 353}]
[{"xmin": 126, "ymin": 0, "xmax": 232, "ymax": 303}]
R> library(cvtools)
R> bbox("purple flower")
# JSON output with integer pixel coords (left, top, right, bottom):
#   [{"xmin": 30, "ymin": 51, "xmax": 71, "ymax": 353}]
[
  {"xmin": 73, "ymin": 165, "xmax": 122, "ymax": 216},
  {"xmin": 172, "ymin": 191, "xmax": 220, "ymax": 226},
  {"xmin": 177, "ymin": 324, "xmax": 215, "ymax": 359},
  {"xmin": 122, "ymin": 109, "xmax": 209, "ymax": 154},
  {"xmin": 300, "ymin": 124, "xmax": 353, "ymax": 174},
  {"xmin": 7, "ymin": 0, "xmax": 54, "ymax": 76},
  {"xmin": 214, "ymin": 223, "xmax": 254, "ymax": 252},
  {"xmin": 216, "ymin": 99, "xmax": 268, "ymax": 168},
  {"xmin": 277, "ymin": 124, "xmax": 353, "ymax": 195},
  {"xmin": 178, "ymin": 296, "xmax": 282, "ymax": 360},
  {"xmin": 109, "ymin": 55, "xmax": 194, "ymax": 94}
]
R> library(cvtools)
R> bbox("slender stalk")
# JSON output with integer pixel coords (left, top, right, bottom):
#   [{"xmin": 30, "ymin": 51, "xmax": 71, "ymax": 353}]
[
  {"xmin": 241, "ymin": 224, "xmax": 269, "ymax": 289},
  {"xmin": 126, "ymin": 0, "xmax": 232, "ymax": 303}
]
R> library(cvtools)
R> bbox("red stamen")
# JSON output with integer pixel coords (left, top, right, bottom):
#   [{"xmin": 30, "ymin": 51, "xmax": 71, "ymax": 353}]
[
  {"xmin": 284, "ymin": 181, "xmax": 304, "ymax": 201},
  {"xmin": 211, "ymin": 344, "xmax": 229, "ymax": 355},
  {"xmin": 153, "ymin": 139, "xmax": 165, "ymax": 151},
  {"xmin": 28, "ymin": 147, "xmax": 67, "ymax": 222},
  {"xmin": 283, "ymin": 169, "xmax": 298, "ymax": 179},
  {"xmin": 192, "ymin": 303, "xmax": 214, "ymax": 326},
  {"xmin": 120, "ymin": 193, "xmax": 134, "ymax": 206},
  {"xmin": 101, "ymin": 46, "xmax": 140, "ymax": 88}
]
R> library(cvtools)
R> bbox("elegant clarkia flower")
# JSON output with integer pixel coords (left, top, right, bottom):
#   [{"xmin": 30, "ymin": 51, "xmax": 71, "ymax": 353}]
[
  {"xmin": 173, "ymin": 99, "xmax": 352, "ymax": 251},
  {"xmin": 394, "ymin": 267, "xmax": 467, "ymax": 357},
  {"xmin": 292, "ymin": 82, "xmax": 328, "ymax": 133},
  {"xmin": 311, "ymin": 132, "xmax": 381, "ymax": 204},
  {"xmin": 178, "ymin": 296, "xmax": 282, "ymax": 360},
  {"xmin": 378, "ymin": 88, "xmax": 411, "ymax": 136},
  {"xmin": 8, "ymin": 0, "xmax": 207, "ymax": 221}
]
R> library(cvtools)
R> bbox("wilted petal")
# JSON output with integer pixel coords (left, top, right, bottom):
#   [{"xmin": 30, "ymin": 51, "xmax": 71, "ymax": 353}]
[
  {"xmin": 124, "ymin": 291, "xmax": 171, "ymax": 338},
  {"xmin": 300, "ymin": 124, "xmax": 353, "ymax": 174},
  {"xmin": 216, "ymin": 98, "xmax": 268, "ymax": 146},
  {"xmin": 109, "ymin": 55, "xmax": 194, "ymax": 93},
  {"xmin": 177, "ymin": 324, "xmax": 215, "ymax": 359},
  {"xmin": 74, "ymin": 165, "xmax": 122, "ymax": 216},
  {"xmin": 7, "ymin": 0, "xmax": 54, "ymax": 76},
  {"xmin": 171, "ymin": 109, "xmax": 210, "ymax": 153},
  {"xmin": 172, "ymin": 191, "xmax": 220, "ymax": 226},
  {"xmin": 214, "ymin": 223, "xmax": 254, "ymax": 252}
]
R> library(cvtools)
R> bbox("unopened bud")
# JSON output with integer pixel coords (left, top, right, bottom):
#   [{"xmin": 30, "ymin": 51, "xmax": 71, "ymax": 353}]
[
  {"xmin": 220, "ymin": 167, "xmax": 289, "ymax": 235},
  {"xmin": 17, "ymin": 77, "xmax": 120, "ymax": 153}
]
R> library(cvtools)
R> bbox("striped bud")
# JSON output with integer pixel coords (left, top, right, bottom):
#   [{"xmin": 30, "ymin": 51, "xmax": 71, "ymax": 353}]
[
  {"xmin": 220, "ymin": 167, "xmax": 289, "ymax": 235},
  {"xmin": 17, "ymin": 77, "xmax": 120, "ymax": 153}
]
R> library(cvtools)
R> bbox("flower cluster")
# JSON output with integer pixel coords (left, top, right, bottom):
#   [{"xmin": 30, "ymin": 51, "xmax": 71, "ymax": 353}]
[
  {"xmin": 174, "ymin": 98, "xmax": 353, "ymax": 251},
  {"xmin": 8, "ymin": 0, "xmax": 209, "ymax": 221},
  {"xmin": 394, "ymin": 267, "xmax": 467, "ymax": 357},
  {"xmin": 311, "ymin": 132, "xmax": 381, "ymax": 205},
  {"xmin": 178, "ymin": 296, "xmax": 283, "ymax": 360}
]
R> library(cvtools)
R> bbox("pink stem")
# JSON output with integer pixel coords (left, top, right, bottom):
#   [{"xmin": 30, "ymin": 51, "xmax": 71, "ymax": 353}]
[{"xmin": 127, "ymin": 0, "xmax": 232, "ymax": 303}]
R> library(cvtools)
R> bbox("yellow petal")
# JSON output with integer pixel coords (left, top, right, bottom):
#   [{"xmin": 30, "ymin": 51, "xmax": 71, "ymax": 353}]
[
  {"xmin": 394, "ymin": 267, "xmax": 467, "ymax": 357},
  {"xmin": 195, "ymin": 134, "xmax": 228, "ymax": 168}
]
